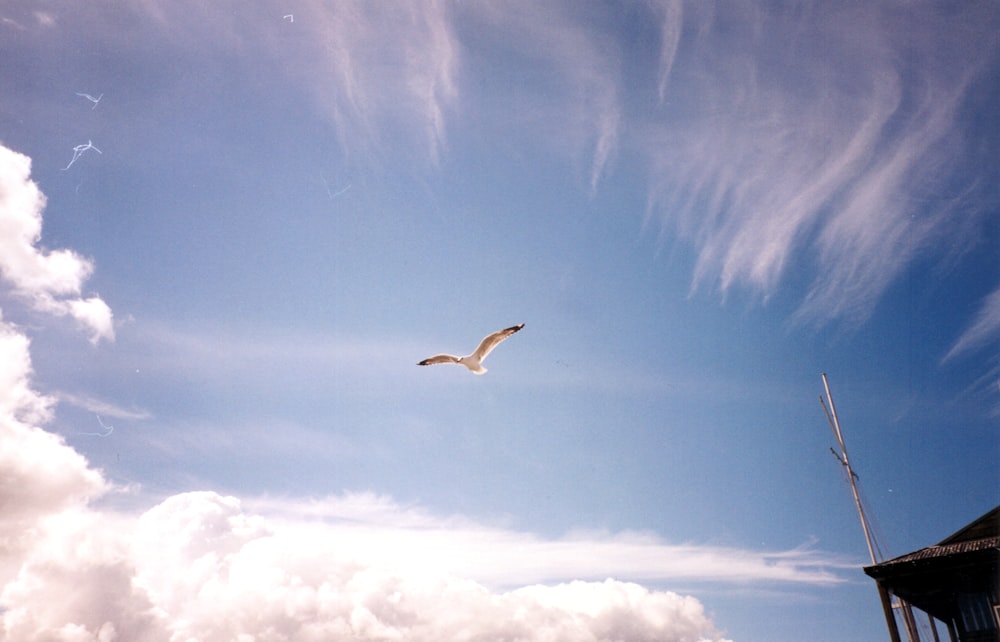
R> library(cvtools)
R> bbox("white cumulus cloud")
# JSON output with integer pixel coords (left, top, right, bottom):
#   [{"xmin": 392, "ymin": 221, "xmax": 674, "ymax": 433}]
[
  {"xmin": 122, "ymin": 491, "xmax": 734, "ymax": 642},
  {"xmin": 0, "ymin": 482, "xmax": 740, "ymax": 641},
  {"xmin": 0, "ymin": 143, "xmax": 114, "ymax": 343},
  {"xmin": 0, "ymin": 318, "xmax": 108, "ymax": 585}
]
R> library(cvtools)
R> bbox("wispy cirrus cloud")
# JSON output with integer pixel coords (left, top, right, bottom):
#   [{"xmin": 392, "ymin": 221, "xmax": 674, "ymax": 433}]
[
  {"xmin": 653, "ymin": 0, "xmax": 683, "ymax": 104},
  {"xmin": 643, "ymin": 1, "xmax": 999, "ymax": 327},
  {"xmin": 945, "ymin": 286, "xmax": 1000, "ymax": 362},
  {"xmin": 39, "ymin": 0, "xmax": 462, "ymax": 170},
  {"xmin": 16, "ymin": 1, "xmax": 993, "ymax": 340},
  {"xmin": 285, "ymin": 1, "xmax": 460, "ymax": 167},
  {"xmin": 459, "ymin": 2, "xmax": 627, "ymax": 193}
]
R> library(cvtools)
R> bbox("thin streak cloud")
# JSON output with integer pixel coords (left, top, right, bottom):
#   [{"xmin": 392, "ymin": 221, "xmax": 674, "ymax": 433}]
[
  {"xmin": 250, "ymin": 493, "xmax": 852, "ymax": 588},
  {"xmin": 653, "ymin": 0, "xmax": 683, "ymax": 104},
  {"xmin": 459, "ymin": 1, "xmax": 623, "ymax": 191},
  {"xmin": 56, "ymin": 392, "xmax": 152, "ymax": 422},
  {"xmin": 945, "ymin": 286, "xmax": 1000, "ymax": 362},
  {"xmin": 284, "ymin": 1, "xmax": 461, "ymax": 167}
]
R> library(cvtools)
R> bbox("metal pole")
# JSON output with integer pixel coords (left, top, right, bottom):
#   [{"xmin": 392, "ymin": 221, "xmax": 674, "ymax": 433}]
[
  {"xmin": 821, "ymin": 374, "xmax": 922, "ymax": 641},
  {"xmin": 900, "ymin": 600, "xmax": 920, "ymax": 641},
  {"xmin": 926, "ymin": 612, "xmax": 941, "ymax": 642},
  {"xmin": 878, "ymin": 583, "xmax": 904, "ymax": 642},
  {"xmin": 821, "ymin": 373, "xmax": 878, "ymax": 565}
]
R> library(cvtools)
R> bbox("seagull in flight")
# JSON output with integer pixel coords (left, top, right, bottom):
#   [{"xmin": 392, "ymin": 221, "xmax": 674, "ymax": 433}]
[{"xmin": 418, "ymin": 324, "xmax": 524, "ymax": 375}]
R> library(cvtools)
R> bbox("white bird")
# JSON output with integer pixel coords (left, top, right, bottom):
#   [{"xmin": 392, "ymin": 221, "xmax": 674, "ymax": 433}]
[{"xmin": 417, "ymin": 324, "xmax": 524, "ymax": 374}]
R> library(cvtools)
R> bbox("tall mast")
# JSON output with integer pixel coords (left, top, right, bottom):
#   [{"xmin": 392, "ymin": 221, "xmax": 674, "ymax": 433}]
[
  {"xmin": 820, "ymin": 374, "xmax": 919, "ymax": 642},
  {"xmin": 820, "ymin": 372, "xmax": 878, "ymax": 564}
]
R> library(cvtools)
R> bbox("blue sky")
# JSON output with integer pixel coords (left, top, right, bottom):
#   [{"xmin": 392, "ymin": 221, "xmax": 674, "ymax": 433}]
[{"xmin": 1, "ymin": 1, "xmax": 998, "ymax": 641}]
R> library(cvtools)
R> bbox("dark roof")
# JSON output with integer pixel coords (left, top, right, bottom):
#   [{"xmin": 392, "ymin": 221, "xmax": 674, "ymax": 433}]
[
  {"xmin": 865, "ymin": 506, "xmax": 1000, "ymax": 571},
  {"xmin": 938, "ymin": 506, "xmax": 999, "ymax": 545},
  {"xmin": 870, "ymin": 535, "xmax": 1000, "ymax": 568},
  {"xmin": 863, "ymin": 505, "xmax": 1000, "ymax": 622}
]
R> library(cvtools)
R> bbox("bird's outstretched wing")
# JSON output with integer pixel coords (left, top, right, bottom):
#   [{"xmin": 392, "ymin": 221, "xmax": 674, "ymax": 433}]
[
  {"xmin": 471, "ymin": 323, "xmax": 525, "ymax": 362},
  {"xmin": 417, "ymin": 354, "xmax": 461, "ymax": 366}
]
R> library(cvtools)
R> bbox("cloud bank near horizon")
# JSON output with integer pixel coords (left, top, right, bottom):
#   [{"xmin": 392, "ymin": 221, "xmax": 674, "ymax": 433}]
[
  {"xmin": 0, "ymin": 325, "xmax": 843, "ymax": 641},
  {"xmin": 2, "ymin": 491, "xmax": 737, "ymax": 642},
  {"xmin": 0, "ymin": 327, "xmax": 842, "ymax": 640},
  {"xmin": 0, "ymin": 382, "xmax": 793, "ymax": 642}
]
